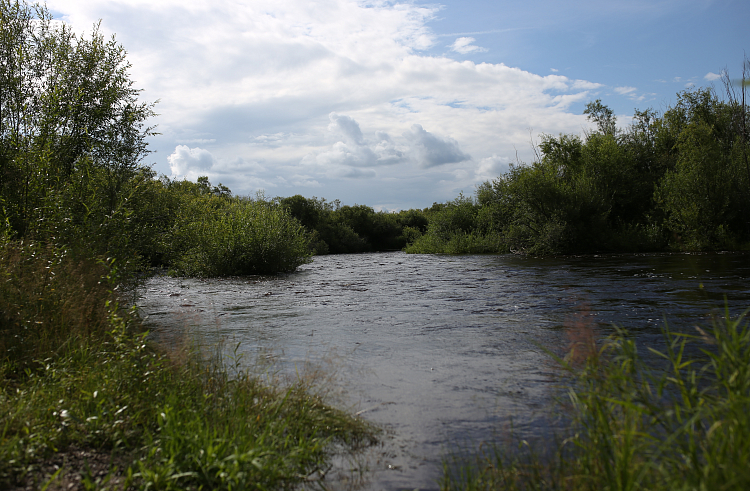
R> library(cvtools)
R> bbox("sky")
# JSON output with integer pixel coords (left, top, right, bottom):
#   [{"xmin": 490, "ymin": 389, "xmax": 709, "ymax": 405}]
[{"xmin": 48, "ymin": 0, "xmax": 748, "ymax": 210}]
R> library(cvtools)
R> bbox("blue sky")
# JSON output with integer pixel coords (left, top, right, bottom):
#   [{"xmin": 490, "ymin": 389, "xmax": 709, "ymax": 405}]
[{"xmin": 49, "ymin": 0, "xmax": 748, "ymax": 210}]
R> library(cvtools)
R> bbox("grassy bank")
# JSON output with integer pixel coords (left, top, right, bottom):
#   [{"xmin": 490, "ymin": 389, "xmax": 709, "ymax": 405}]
[
  {"xmin": 441, "ymin": 309, "xmax": 750, "ymax": 490},
  {"xmin": 0, "ymin": 241, "xmax": 377, "ymax": 490}
]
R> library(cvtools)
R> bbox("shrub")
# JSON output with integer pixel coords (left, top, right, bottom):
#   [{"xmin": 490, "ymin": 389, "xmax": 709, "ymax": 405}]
[{"xmin": 167, "ymin": 195, "xmax": 311, "ymax": 276}]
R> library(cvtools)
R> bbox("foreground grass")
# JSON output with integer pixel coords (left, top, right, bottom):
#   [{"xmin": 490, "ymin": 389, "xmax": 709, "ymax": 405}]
[
  {"xmin": 442, "ymin": 309, "xmax": 750, "ymax": 491},
  {"xmin": 0, "ymin": 241, "xmax": 377, "ymax": 490}
]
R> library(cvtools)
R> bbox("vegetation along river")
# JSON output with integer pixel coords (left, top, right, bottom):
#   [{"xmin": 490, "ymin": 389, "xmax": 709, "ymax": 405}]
[{"xmin": 136, "ymin": 251, "xmax": 750, "ymax": 490}]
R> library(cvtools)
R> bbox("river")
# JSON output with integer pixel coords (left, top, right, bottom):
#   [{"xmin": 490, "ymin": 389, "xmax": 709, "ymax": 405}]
[{"xmin": 136, "ymin": 251, "xmax": 750, "ymax": 490}]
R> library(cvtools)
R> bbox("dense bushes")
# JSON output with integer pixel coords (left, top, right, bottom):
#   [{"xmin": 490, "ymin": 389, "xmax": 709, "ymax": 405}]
[
  {"xmin": 405, "ymin": 194, "xmax": 505, "ymax": 254},
  {"xmin": 0, "ymin": 1, "xmax": 155, "ymax": 254},
  {"xmin": 411, "ymin": 74, "xmax": 750, "ymax": 255},
  {"xmin": 0, "ymin": 5, "xmax": 375, "ymax": 488},
  {"xmin": 0, "ymin": 2, "xmax": 314, "ymax": 277},
  {"xmin": 166, "ymin": 188, "xmax": 311, "ymax": 276}
]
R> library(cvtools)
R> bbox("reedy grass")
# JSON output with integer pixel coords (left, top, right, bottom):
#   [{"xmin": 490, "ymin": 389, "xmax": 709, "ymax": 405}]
[
  {"xmin": 442, "ymin": 308, "xmax": 750, "ymax": 491},
  {"xmin": 0, "ymin": 241, "xmax": 377, "ymax": 489}
]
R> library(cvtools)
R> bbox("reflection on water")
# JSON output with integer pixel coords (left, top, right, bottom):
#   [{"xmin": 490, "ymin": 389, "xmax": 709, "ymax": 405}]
[{"xmin": 136, "ymin": 251, "xmax": 750, "ymax": 490}]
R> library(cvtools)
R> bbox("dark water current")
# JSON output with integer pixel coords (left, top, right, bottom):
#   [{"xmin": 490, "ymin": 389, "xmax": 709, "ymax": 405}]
[{"xmin": 136, "ymin": 251, "xmax": 750, "ymax": 490}]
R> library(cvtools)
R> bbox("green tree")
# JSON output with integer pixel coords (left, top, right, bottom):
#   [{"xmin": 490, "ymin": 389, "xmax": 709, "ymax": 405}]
[
  {"xmin": 0, "ymin": 0, "xmax": 156, "ymax": 243},
  {"xmin": 654, "ymin": 87, "xmax": 750, "ymax": 249},
  {"xmin": 584, "ymin": 99, "xmax": 618, "ymax": 136}
]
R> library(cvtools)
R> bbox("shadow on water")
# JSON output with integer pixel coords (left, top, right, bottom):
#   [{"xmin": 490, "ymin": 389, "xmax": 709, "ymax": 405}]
[{"xmin": 136, "ymin": 251, "xmax": 750, "ymax": 490}]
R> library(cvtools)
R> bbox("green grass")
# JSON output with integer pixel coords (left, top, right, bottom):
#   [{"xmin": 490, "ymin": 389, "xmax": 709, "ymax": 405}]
[
  {"xmin": 441, "ymin": 309, "xmax": 750, "ymax": 491},
  {"xmin": 0, "ymin": 240, "xmax": 377, "ymax": 489}
]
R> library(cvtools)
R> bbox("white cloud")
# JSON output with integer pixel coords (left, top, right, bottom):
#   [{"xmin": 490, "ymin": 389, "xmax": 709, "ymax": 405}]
[
  {"xmin": 572, "ymin": 80, "xmax": 604, "ymax": 90},
  {"xmin": 613, "ymin": 85, "xmax": 646, "ymax": 102},
  {"xmin": 704, "ymin": 72, "xmax": 722, "ymax": 81},
  {"xmin": 403, "ymin": 124, "xmax": 470, "ymax": 168},
  {"xmin": 290, "ymin": 174, "xmax": 321, "ymax": 187},
  {"xmin": 329, "ymin": 113, "xmax": 365, "ymax": 145},
  {"xmin": 476, "ymin": 154, "xmax": 511, "ymax": 181},
  {"xmin": 449, "ymin": 37, "xmax": 487, "ymax": 54},
  {"xmin": 168, "ymin": 145, "xmax": 215, "ymax": 177},
  {"xmin": 302, "ymin": 113, "xmax": 407, "ymax": 171},
  {"xmin": 614, "ymin": 86, "xmax": 637, "ymax": 95},
  {"xmin": 49, "ymin": 0, "xmax": 603, "ymax": 207}
]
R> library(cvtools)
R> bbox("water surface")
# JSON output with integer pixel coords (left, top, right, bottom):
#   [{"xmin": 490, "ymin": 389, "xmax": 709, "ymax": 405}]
[{"xmin": 136, "ymin": 251, "xmax": 750, "ymax": 490}]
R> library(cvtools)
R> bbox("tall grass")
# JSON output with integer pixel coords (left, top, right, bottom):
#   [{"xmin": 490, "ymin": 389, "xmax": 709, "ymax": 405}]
[
  {"xmin": 0, "ymin": 241, "xmax": 122, "ymax": 374},
  {"xmin": 442, "ymin": 309, "xmax": 750, "ymax": 490},
  {"xmin": 0, "ymin": 241, "xmax": 377, "ymax": 489}
]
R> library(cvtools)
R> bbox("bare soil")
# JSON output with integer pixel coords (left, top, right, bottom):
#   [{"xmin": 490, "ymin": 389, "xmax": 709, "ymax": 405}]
[{"xmin": 9, "ymin": 446, "xmax": 131, "ymax": 491}]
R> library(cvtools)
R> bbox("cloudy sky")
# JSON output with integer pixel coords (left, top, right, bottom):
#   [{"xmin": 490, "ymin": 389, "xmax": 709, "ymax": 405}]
[{"xmin": 48, "ymin": 0, "xmax": 747, "ymax": 210}]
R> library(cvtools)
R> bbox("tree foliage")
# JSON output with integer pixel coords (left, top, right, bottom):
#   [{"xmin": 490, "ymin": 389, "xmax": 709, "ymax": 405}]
[
  {"xmin": 0, "ymin": 1, "xmax": 314, "ymax": 276},
  {"xmin": 407, "ymin": 67, "xmax": 750, "ymax": 255},
  {"xmin": 0, "ymin": 0, "xmax": 156, "ymax": 247}
]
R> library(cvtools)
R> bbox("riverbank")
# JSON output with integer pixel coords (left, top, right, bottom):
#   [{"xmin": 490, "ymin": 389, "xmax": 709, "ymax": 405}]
[{"xmin": 0, "ymin": 242, "xmax": 377, "ymax": 490}]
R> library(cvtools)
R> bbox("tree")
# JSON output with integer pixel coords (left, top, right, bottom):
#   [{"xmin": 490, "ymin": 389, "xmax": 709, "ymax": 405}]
[
  {"xmin": 584, "ymin": 99, "xmax": 617, "ymax": 136},
  {"xmin": 654, "ymin": 87, "xmax": 750, "ymax": 248},
  {"xmin": 0, "ymin": 0, "xmax": 156, "ymax": 241}
]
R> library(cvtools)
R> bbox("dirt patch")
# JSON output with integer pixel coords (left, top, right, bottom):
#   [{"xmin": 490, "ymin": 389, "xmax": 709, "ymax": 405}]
[{"xmin": 9, "ymin": 446, "xmax": 132, "ymax": 491}]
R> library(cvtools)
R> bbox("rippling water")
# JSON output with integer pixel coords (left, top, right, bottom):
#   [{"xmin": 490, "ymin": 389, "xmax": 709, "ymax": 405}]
[{"xmin": 136, "ymin": 251, "xmax": 750, "ymax": 490}]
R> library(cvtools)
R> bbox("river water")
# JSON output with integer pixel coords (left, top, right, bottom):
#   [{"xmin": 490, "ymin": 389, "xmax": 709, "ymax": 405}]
[{"xmin": 136, "ymin": 251, "xmax": 750, "ymax": 490}]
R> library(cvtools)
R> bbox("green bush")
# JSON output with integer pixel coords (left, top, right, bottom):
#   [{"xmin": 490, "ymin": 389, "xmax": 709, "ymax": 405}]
[{"xmin": 167, "ymin": 194, "xmax": 311, "ymax": 276}]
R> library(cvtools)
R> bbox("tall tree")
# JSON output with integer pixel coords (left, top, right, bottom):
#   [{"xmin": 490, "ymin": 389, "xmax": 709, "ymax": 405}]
[
  {"xmin": 584, "ymin": 99, "xmax": 617, "ymax": 136},
  {"xmin": 0, "ymin": 0, "xmax": 156, "ymax": 239}
]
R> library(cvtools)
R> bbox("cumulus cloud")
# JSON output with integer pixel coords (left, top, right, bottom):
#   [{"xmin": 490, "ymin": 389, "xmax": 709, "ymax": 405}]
[
  {"xmin": 571, "ymin": 80, "xmax": 604, "ymax": 90},
  {"xmin": 290, "ymin": 174, "xmax": 321, "ymax": 187},
  {"xmin": 168, "ymin": 145, "xmax": 215, "ymax": 177},
  {"xmin": 329, "ymin": 113, "xmax": 365, "ymax": 145},
  {"xmin": 449, "ymin": 37, "xmax": 487, "ymax": 54},
  {"xmin": 302, "ymin": 112, "xmax": 412, "ymax": 174},
  {"xmin": 476, "ymin": 154, "xmax": 511, "ymax": 180},
  {"xmin": 303, "ymin": 113, "xmax": 407, "ymax": 171},
  {"xmin": 704, "ymin": 72, "xmax": 722, "ymax": 81},
  {"xmin": 167, "ymin": 146, "xmax": 269, "ymax": 192},
  {"xmin": 307, "ymin": 114, "xmax": 470, "ymax": 172},
  {"xmin": 403, "ymin": 124, "xmax": 470, "ymax": 168}
]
